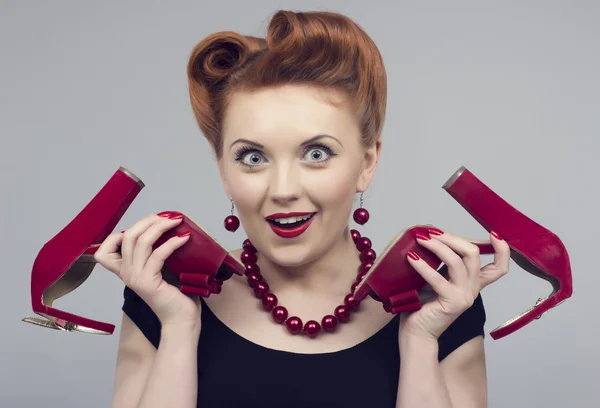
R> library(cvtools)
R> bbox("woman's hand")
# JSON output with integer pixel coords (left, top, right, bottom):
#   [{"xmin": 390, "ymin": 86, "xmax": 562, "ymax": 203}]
[
  {"xmin": 399, "ymin": 227, "xmax": 510, "ymax": 341},
  {"xmin": 94, "ymin": 212, "xmax": 202, "ymax": 332}
]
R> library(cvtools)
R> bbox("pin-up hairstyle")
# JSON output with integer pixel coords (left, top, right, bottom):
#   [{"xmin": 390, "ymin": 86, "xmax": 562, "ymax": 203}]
[{"xmin": 187, "ymin": 10, "xmax": 387, "ymax": 157}]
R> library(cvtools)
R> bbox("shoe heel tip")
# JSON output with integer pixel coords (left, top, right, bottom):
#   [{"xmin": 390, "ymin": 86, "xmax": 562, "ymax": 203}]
[{"xmin": 442, "ymin": 166, "xmax": 467, "ymax": 190}]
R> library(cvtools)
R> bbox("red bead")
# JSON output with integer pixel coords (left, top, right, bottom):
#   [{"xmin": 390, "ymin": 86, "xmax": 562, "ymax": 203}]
[
  {"xmin": 285, "ymin": 316, "xmax": 303, "ymax": 334},
  {"xmin": 344, "ymin": 294, "xmax": 359, "ymax": 310},
  {"xmin": 244, "ymin": 263, "xmax": 260, "ymax": 276},
  {"xmin": 356, "ymin": 237, "xmax": 372, "ymax": 251},
  {"xmin": 359, "ymin": 248, "xmax": 376, "ymax": 262},
  {"xmin": 304, "ymin": 320, "xmax": 321, "ymax": 337},
  {"xmin": 247, "ymin": 272, "xmax": 261, "ymax": 287},
  {"xmin": 335, "ymin": 305, "xmax": 350, "ymax": 322},
  {"xmin": 243, "ymin": 239, "xmax": 256, "ymax": 252},
  {"xmin": 262, "ymin": 293, "xmax": 278, "ymax": 310},
  {"xmin": 240, "ymin": 251, "xmax": 257, "ymax": 265},
  {"xmin": 224, "ymin": 215, "xmax": 240, "ymax": 231},
  {"xmin": 360, "ymin": 262, "xmax": 373, "ymax": 275},
  {"xmin": 237, "ymin": 222, "xmax": 377, "ymax": 338},
  {"xmin": 353, "ymin": 208, "xmax": 370, "ymax": 225},
  {"xmin": 272, "ymin": 306, "xmax": 288, "ymax": 324},
  {"xmin": 321, "ymin": 315, "xmax": 338, "ymax": 332},
  {"xmin": 254, "ymin": 282, "xmax": 269, "ymax": 298}
]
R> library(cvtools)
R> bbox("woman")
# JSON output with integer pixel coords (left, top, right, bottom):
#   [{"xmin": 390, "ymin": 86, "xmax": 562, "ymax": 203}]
[{"xmin": 95, "ymin": 10, "xmax": 509, "ymax": 408}]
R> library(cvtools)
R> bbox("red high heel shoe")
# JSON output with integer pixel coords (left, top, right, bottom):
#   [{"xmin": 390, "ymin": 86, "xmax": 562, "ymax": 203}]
[
  {"xmin": 22, "ymin": 167, "xmax": 244, "ymax": 335},
  {"xmin": 116, "ymin": 212, "xmax": 245, "ymax": 297},
  {"xmin": 442, "ymin": 166, "xmax": 572, "ymax": 339},
  {"xmin": 353, "ymin": 226, "xmax": 495, "ymax": 314},
  {"xmin": 354, "ymin": 166, "xmax": 572, "ymax": 340}
]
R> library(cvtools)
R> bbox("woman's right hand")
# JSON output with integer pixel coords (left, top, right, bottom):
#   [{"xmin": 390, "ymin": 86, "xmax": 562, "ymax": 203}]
[{"xmin": 94, "ymin": 212, "xmax": 202, "ymax": 332}]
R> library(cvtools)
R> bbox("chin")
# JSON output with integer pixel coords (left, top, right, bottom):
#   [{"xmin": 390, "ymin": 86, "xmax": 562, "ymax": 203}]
[
  {"xmin": 245, "ymin": 212, "xmax": 341, "ymax": 267},
  {"xmin": 262, "ymin": 241, "xmax": 319, "ymax": 268}
]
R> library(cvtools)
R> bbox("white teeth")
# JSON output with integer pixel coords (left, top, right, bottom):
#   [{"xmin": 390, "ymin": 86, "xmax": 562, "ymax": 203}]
[{"xmin": 273, "ymin": 214, "xmax": 313, "ymax": 224}]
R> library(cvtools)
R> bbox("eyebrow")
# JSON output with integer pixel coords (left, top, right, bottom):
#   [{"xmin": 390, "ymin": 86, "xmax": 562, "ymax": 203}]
[
  {"xmin": 302, "ymin": 134, "xmax": 344, "ymax": 148},
  {"xmin": 229, "ymin": 134, "xmax": 343, "ymax": 151},
  {"xmin": 229, "ymin": 138, "xmax": 263, "ymax": 150}
]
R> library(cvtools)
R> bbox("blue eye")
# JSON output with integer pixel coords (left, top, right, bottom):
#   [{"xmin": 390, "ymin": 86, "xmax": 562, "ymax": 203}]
[
  {"xmin": 234, "ymin": 142, "xmax": 337, "ymax": 168},
  {"xmin": 241, "ymin": 152, "xmax": 264, "ymax": 166},
  {"xmin": 303, "ymin": 144, "xmax": 336, "ymax": 164},
  {"xmin": 234, "ymin": 146, "xmax": 266, "ymax": 168}
]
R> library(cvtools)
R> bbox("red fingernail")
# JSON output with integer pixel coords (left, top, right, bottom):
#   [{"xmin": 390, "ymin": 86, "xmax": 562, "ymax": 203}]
[
  {"xmin": 177, "ymin": 231, "xmax": 191, "ymax": 238},
  {"xmin": 415, "ymin": 233, "xmax": 430, "ymax": 241},
  {"xmin": 428, "ymin": 227, "xmax": 444, "ymax": 236},
  {"xmin": 157, "ymin": 211, "xmax": 172, "ymax": 218},
  {"xmin": 407, "ymin": 250, "xmax": 420, "ymax": 261},
  {"xmin": 491, "ymin": 230, "xmax": 503, "ymax": 240},
  {"xmin": 169, "ymin": 213, "xmax": 183, "ymax": 220},
  {"xmin": 120, "ymin": 230, "xmax": 125, "ymax": 233}
]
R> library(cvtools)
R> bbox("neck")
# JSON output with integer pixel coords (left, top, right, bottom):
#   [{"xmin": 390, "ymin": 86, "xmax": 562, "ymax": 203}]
[{"xmin": 258, "ymin": 227, "xmax": 362, "ymax": 296}]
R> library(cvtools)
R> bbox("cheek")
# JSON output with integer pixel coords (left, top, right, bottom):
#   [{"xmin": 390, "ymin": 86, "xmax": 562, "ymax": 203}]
[
  {"xmin": 225, "ymin": 170, "xmax": 266, "ymax": 214},
  {"xmin": 306, "ymin": 167, "xmax": 357, "ymax": 211}
]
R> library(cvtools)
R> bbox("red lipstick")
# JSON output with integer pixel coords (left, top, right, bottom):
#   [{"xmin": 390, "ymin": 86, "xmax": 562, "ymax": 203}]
[{"xmin": 265, "ymin": 212, "xmax": 316, "ymax": 239}]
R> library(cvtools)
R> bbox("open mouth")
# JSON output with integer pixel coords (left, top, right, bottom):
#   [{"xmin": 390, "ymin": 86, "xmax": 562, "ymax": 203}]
[
  {"xmin": 267, "ymin": 213, "xmax": 315, "ymax": 229},
  {"xmin": 265, "ymin": 212, "xmax": 317, "ymax": 238}
]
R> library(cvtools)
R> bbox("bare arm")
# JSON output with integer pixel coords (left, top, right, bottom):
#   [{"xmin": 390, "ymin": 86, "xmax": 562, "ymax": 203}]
[
  {"xmin": 110, "ymin": 313, "xmax": 200, "ymax": 408},
  {"xmin": 440, "ymin": 336, "xmax": 487, "ymax": 408},
  {"xmin": 396, "ymin": 335, "xmax": 487, "ymax": 408}
]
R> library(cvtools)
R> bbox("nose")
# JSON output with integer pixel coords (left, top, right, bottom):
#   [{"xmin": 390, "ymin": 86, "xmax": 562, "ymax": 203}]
[{"xmin": 268, "ymin": 163, "xmax": 301, "ymax": 205}]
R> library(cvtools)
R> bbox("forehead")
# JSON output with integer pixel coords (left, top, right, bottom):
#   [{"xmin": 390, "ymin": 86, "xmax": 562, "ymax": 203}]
[{"xmin": 222, "ymin": 84, "xmax": 360, "ymax": 142}]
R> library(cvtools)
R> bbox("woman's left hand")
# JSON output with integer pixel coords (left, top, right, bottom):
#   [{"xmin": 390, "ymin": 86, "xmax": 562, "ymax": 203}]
[{"xmin": 399, "ymin": 227, "xmax": 510, "ymax": 341}]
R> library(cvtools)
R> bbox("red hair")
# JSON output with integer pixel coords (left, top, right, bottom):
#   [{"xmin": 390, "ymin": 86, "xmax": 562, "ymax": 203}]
[{"xmin": 187, "ymin": 10, "xmax": 387, "ymax": 157}]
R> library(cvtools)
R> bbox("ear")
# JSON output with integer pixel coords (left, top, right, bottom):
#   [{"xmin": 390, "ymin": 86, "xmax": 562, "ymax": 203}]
[{"xmin": 356, "ymin": 138, "xmax": 382, "ymax": 192}]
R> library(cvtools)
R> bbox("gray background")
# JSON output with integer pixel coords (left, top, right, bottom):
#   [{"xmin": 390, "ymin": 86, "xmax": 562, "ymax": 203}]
[{"xmin": 1, "ymin": 0, "xmax": 598, "ymax": 407}]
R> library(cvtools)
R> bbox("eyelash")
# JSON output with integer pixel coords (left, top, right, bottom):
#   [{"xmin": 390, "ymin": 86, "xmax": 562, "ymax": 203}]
[{"xmin": 234, "ymin": 143, "xmax": 337, "ymax": 168}]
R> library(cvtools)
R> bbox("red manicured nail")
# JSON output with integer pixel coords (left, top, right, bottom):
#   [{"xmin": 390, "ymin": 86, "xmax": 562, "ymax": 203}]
[
  {"xmin": 177, "ymin": 231, "xmax": 191, "ymax": 238},
  {"xmin": 169, "ymin": 213, "xmax": 183, "ymax": 220},
  {"xmin": 415, "ymin": 233, "xmax": 430, "ymax": 241},
  {"xmin": 120, "ymin": 230, "xmax": 125, "ymax": 233},
  {"xmin": 428, "ymin": 227, "xmax": 444, "ymax": 236},
  {"xmin": 157, "ymin": 211, "xmax": 172, "ymax": 218},
  {"xmin": 491, "ymin": 230, "xmax": 503, "ymax": 240},
  {"xmin": 407, "ymin": 250, "xmax": 420, "ymax": 261}
]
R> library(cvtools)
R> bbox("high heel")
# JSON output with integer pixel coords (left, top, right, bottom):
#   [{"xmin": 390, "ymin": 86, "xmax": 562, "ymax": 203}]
[
  {"xmin": 151, "ymin": 213, "xmax": 245, "ymax": 297},
  {"xmin": 83, "ymin": 212, "xmax": 246, "ymax": 299},
  {"xmin": 22, "ymin": 168, "xmax": 245, "ymax": 335},
  {"xmin": 22, "ymin": 167, "xmax": 145, "ymax": 334},
  {"xmin": 353, "ymin": 226, "xmax": 495, "ymax": 315},
  {"xmin": 354, "ymin": 166, "xmax": 573, "ymax": 340},
  {"xmin": 442, "ymin": 166, "xmax": 572, "ymax": 340}
]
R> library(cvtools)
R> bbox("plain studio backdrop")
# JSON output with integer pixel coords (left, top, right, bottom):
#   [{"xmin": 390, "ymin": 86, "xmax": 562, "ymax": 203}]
[{"xmin": 1, "ymin": 1, "xmax": 597, "ymax": 407}]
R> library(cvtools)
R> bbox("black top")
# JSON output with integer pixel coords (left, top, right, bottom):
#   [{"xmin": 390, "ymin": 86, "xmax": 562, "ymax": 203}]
[{"xmin": 122, "ymin": 286, "xmax": 486, "ymax": 407}]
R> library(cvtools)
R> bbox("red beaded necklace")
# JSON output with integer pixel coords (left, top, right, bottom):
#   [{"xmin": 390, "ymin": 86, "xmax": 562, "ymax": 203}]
[{"xmin": 238, "ymin": 207, "xmax": 375, "ymax": 337}]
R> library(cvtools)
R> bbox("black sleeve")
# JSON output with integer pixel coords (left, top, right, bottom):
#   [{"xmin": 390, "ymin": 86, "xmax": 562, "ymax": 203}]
[
  {"xmin": 437, "ymin": 293, "xmax": 486, "ymax": 361},
  {"xmin": 122, "ymin": 286, "xmax": 162, "ymax": 349}
]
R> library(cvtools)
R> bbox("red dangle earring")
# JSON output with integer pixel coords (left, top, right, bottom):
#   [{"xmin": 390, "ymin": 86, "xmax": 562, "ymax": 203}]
[
  {"xmin": 223, "ymin": 199, "xmax": 240, "ymax": 232},
  {"xmin": 237, "ymin": 190, "xmax": 377, "ymax": 338},
  {"xmin": 350, "ymin": 191, "xmax": 375, "ymax": 296},
  {"xmin": 353, "ymin": 191, "xmax": 370, "ymax": 225}
]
